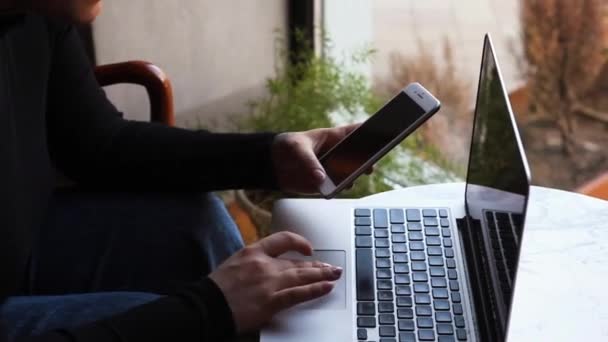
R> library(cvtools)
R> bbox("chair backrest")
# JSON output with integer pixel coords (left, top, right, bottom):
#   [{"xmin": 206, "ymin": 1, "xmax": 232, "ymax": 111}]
[
  {"xmin": 94, "ymin": 61, "xmax": 175, "ymax": 126},
  {"xmin": 577, "ymin": 172, "xmax": 608, "ymax": 200}
]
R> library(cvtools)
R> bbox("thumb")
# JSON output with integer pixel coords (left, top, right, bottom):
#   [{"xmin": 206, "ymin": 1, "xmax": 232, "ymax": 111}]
[{"xmin": 296, "ymin": 138, "xmax": 326, "ymax": 185}]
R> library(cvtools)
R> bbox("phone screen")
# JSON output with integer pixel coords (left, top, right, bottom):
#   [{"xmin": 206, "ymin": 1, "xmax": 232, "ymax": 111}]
[{"xmin": 320, "ymin": 92, "xmax": 428, "ymax": 187}]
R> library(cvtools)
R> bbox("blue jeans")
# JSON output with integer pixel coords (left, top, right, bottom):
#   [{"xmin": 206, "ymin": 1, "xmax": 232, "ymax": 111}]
[{"xmin": 0, "ymin": 190, "xmax": 243, "ymax": 340}]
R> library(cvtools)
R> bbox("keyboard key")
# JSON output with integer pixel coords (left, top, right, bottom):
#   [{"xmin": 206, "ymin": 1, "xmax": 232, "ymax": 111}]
[
  {"xmin": 443, "ymin": 238, "xmax": 453, "ymax": 247},
  {"xmin": 410, "ymin": 251, "xmax": 425, "ymax": 261},
  {"xmin": 448, "ymin": 269, "xmax": 458, "ymax": 279},
  {"xmin": 355, "ymin": 217, "xmax": 372, "ymax": 226},
  {"xmin": 447, "ymin": 259, "xmax": 456, "ymax": 269},
  {"xmin": 416, "ymin": 305, "xmax": 432, "ymax": 316},
  {"xmin": 439, "ymin": 209, "xmax": 448, "ymax": 218},
  {"xmin": 415, "ymin": 294, "xmax": 431, "ymax": 304},
  {"xmin": 412, "ymin": 272, "xmax": 428, "ymax": 282},
  {"xmin": 378, "ymin": 290, "xmax": 393, "ymax": 301},
  {"xmin": 391, "ymin": 224, "xmax": 406, "ymax": 233},
  {"xmin": 439, "ymin": 336, "xmax": 456, "ymax": 342},
  {"xmin": 355, "ymin": 226, "xmax": 372, "ymax": 236},
  {"xmin": 408, "ymin": 231, "xmax": 423, "ymax": 241},
  {"xmin": 375, "ymin": 229, "xmax": 389, "ymax": 238},
  {"xmin": 390, "ymin": 209, "xmax": 405, "ymax": 223},
  {"xmin": 427, "ymin": 237, "xmax": 441, "ymax": 246},
  {"xmin": 397, "ymin": 308, "xmax": 413, "ymax": 319},
  {"xmin": 424, "ymin": 218, "xmax": 438, "ymax": 227},
  {"xmin": 453, "ymin": 304, "xmax": 464, "ymax": 315},
  {"xmin": 395, "ymin": 274, "xmax": 411, "ymax": 285},
  {"xmin": 356, "ymin": 249, "xmax": 374, "ymax": 301},
  {"xmin": 435, "ymin": 311, "xmax": 452, "ymax": 323},
  {"xmin": 357, "ymin": 328, "xmax": 367, "ymax": 340},
  {"xmin": 455, "ymin": 315, "xmax": 466, "ymax": 328},
  {"xmin": 411, "ymin": 261, "xmax": 426, "ymax": 271},
  {"xmin": 442, "ymin": 228, "xmax": 452, "ymax": 237},
  {"xmin": 377, "ymin": 258, "xmax": 391, "ymax": 268},
  {"xmin": 393, "ymin": 243, "xmax": 407, "ymax": 253},
  {"xmin": 379, "ymin": 326, "xmax": 396, "ymax": 337},
  {"xmin": 434, "ymin": 300, "xmax": 450, "ymax": 311},
  {"xmin": 422, "ymin": 209, "xmax": 436, "ymax": 217},
  {"xmin": 377, "ymin": 269, "xmax": 392, "ymax": 279},
  {"xmin": 356, "ymin": 236, "xmax": 373, "ymax": 248},
  {"xmin": 379, "ymin": 313, "xmax": 396, "ymax": 325},
  {"xmin": 394, "ymin": 264, "xmax": 409, "ymax": 274},
  {"xmin": 396, "ymin": 286, "xmax": 411, "ymax": 296},
  {"xmin": 380, "ymin": 338, "xmax": 396, "ymax": 342},
  {"xmin": 355, "ymin": 209, "xmax": 371, "ymax": 217},
  {"xmin": 393, "ymin": 253, "xmax": 408, "ymax": 263},
  {"xmin": 398, "ymin": 319, "xmax": 415, "ymax": 331},
  {"xmin": 379, "ymin": 302, "xmax": 394, "ymax": 313},
  {"xmin": 450, "ymin": 280, "xmax": 460, "ymax": 291},
  {"xmin": 397, "ymin": 296, "xmax": 413, "ymax": 307},
  {"xmin": 445, "ymin": 248, "xmax": 454, "ymax": 258},
  {"xmin": 374, "ymin": 209, "xmax": 389, "ymax": 228},
  {"xmin": 427, "ymin": 246, "xmax": 442, "ymax": 256},
  {"xmin": 433, "ymin": 289, "xmax": 449, "ymax": 299},
  {"xmin": 376, "ymin": 238, "xmax": 390, "ymax": 248},
  {"xmin": 409, "ymin": 241, "xmax": 424, "ymax": 250},
  {"xmin": 437, "ymin": 323, "xmax": 454, "ymax": 335},
  {"xmin": 431, "ymin": 277, "xmax": 447, "ymax": 288},
  {"xmin": 407, "ymin": 222, "xmax": 422, "ymax": 231},
  {"xmin": 392, "ymin": 234, "xmax": 406, "ymax": 243},
  {"xmin": 357, "ymin": 316, "xmax": 376, "ymax": 328},
  {"xmin": 399, "ymin": 332, "xmax": 416, "ymax": 342},
  {"xmin": 414, "ymin": 283, "xmax": 430, "ymax": 293},
  {"xmin": 418, "ymin": 329, "xmax": 436, "ymax": 341},
  {"xmin": 457, "ymin": 328, "xmax": 467, "ymax": 340},
  {"xmin": 429, "ymin": 256, "xmax": 444, "ymax": 266},
  {"xmin": 425, "ymin": 227, "xmax": 440, "ymax": 236},
  {"xmin": 417, "ymin": 317, "xmax": 434, "ymax": 328},
  {"xmin": 377, "ymin": 280, "xmax": 393, "ymax": 290},
  {"xmin": 372, "ymin": 249, "xmax": 389, "ymax": 259},
  {"xmin": 405, "ymin": 209, "xmax": 421, "ymax": 222},
  {"xmin": 452, "ymin": 292, "xmax": 462, "ymax": 303},
  {"xmin": 440, "ymin": 218, "xmax": 450, "ymax": 227},
  {"xmin": 357, "ymin": 302, "xmax": 375, "ymax": 315},
  {"xmin": 430, "ymin": 267, "xmax": 446, "ymax": 277}
]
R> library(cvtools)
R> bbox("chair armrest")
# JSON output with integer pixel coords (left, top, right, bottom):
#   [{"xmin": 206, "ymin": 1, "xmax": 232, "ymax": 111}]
[{"xmin": 94, "ymin": 61, "xmax": 175, "ymax": 126}]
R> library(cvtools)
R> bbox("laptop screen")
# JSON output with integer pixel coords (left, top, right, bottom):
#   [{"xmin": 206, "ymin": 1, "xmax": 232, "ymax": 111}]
[{"xmin": 464, "ymin": 35, "xmax": 531, "ymax": 333}]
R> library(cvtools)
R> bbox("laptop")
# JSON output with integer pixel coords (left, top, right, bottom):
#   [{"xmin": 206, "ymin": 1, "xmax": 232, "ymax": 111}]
[{"xmin": 262, "ymin": 34, "xmax": 531, "ymax": 342}]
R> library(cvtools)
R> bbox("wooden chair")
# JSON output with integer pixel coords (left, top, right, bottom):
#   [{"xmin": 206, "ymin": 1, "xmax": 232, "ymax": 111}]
[
  {"xmin": 94, "ymin": 61, "xmax": 175, "ymax": 126},
  {"xmin": 577, "ymin": 172, "xmax": 608, "ymax": 201}
]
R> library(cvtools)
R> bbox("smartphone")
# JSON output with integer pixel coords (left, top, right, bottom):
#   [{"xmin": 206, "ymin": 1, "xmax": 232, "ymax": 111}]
[{"xmin": 318, "ymin": 82, "xmax": 441, "ymax": 198}]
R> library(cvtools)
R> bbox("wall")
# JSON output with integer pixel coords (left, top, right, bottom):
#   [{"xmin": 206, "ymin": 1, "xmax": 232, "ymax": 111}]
[{"xmin": 93, "ymin": 1, "xmax": 287, "ymax": 129}]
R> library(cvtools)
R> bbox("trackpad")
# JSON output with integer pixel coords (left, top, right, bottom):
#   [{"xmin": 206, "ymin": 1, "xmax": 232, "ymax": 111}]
[{"xmin": 279, "ymin": 250, "xmax": 347, "ymax": 310}]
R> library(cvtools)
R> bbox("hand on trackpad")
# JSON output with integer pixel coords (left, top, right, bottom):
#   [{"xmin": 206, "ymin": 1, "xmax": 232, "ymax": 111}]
[{"xmin": 279, "ymin": 250, "xmax": 347, "ymax": 310}]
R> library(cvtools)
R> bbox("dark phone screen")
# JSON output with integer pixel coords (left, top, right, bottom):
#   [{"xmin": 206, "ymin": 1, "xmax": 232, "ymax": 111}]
[{"xmin": 320, "ymin": 92, "xmax": 428, "ymax": 186}]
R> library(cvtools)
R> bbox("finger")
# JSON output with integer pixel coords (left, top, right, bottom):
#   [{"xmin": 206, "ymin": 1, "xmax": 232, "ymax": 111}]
[
  {"xmin": 291, "ymin": 137, "xmax": 326, "ymax": 185},
  {"xmin": 254, "ymin": 231, "xmax": 313, "ymax": 258},
  {"xmin": 271, "ymin": 281, "xmax": 335, "ymax": 312},
  {"xmin": 276, "ymin": 258, "xmax": 329, "ymax": 271},
  {"xmin": 275, "ymin": 266, "xmax": 342, "ymax": 290},
  {"xmin": 364, "ymin": 165, "xmax": 375, "ymax": 175}
]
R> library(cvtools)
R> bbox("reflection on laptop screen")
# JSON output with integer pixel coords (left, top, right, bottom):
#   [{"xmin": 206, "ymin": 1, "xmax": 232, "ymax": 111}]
[{"xmin": 465, "ymin": 36, "xmax": 531, "ymax": 333}]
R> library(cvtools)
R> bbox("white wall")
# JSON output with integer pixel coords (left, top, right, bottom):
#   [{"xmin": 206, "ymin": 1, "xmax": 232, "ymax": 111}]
[{"xmin": 93, "ymin": 1, "xmax": 287, "ymax": 129}]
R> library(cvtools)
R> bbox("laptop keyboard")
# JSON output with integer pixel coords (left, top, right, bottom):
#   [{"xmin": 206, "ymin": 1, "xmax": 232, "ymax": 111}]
[{"xmin": 355, "ymin": 208, "xmax": 467, "ymax": 342}]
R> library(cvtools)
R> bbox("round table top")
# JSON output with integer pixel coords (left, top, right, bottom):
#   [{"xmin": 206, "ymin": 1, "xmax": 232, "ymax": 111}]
[{"xmin": 363, "ymin": 182, "xmax": 608, "ymax": 341}]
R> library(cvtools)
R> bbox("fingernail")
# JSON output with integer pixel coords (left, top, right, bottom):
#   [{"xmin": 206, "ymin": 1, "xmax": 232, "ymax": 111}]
[
  {"xmin": 331, "ymin": 266, "xmax": 343, "ymax": 277},
  {"xmin": 314, "ymin": 169, "xmax": 326, "ymax": 182}
]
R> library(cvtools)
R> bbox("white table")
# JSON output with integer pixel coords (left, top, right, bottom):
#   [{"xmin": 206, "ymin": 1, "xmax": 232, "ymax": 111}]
[{"xmin": 362, "ymin": 182, "xmax": 608, "ymax": 341}]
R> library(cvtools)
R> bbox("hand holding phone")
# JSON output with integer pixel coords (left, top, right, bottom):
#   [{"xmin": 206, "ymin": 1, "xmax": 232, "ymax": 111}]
[{"xmin": 318, "ymin": 83, "xmax": 441, "ymax": 198}]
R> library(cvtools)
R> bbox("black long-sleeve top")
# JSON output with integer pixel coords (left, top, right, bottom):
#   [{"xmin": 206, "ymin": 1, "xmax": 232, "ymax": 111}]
[{"xmin": 0, "ymin": 11, "xmax": 277, "ymax": 342}]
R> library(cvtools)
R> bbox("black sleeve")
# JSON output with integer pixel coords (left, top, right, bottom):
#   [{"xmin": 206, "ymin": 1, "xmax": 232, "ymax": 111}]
[
  {"xmin": 18, "ymin": 278, "xmax": 236, "ymax": 342},
  {"xmin": 46, "ymin": 23, "xmax": 277, "ymax": 191}
]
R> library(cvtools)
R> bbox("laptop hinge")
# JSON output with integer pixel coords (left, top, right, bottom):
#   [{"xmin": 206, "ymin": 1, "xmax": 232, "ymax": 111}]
[{"xmin": 457, "ymin": 217, "xmax": 504, "ymax": 341}]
